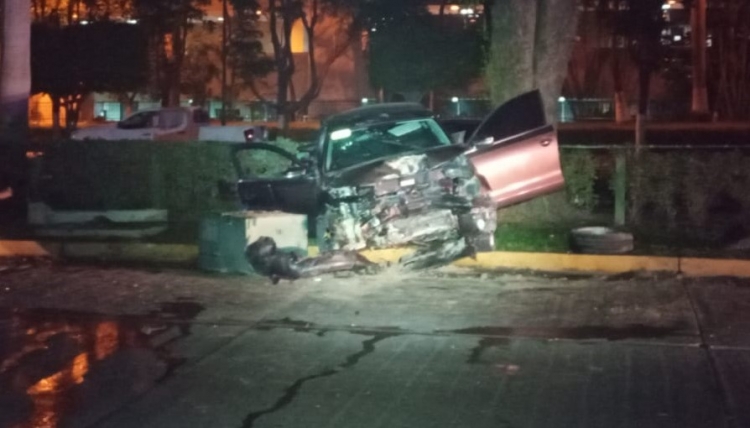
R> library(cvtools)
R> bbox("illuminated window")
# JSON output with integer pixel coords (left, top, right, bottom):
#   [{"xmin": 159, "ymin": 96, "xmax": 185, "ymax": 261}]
[{"xmin": 291, "ymin": 19, "xmax": 309, "ymax": 53}]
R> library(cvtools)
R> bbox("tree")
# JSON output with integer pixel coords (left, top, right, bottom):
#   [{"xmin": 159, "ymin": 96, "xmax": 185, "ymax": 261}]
[
  {"xmin": 368, "ymin": 14, "xmax": 484, "ymax": 103},
  {"xmin": 133, "ymin": 0, "xmax": 209, "ymax": 107},
  {"xmin": 0, "ymin": 0, "xmax": 32, "ymax": 140},
  {"xmin": 31, "ymin": 0, "xmax": 133, "ymax": 24},
  {"xmin": 181, "ymin": 24, "xmax": 222, "ymax": 107},
  {"xmin": 228, "ymin": 0, "xmax": 274, "ymax": 108},
  {"xmin": 484, "ymin": 0, "xmax": 580, "ymax": 123},
  {"xmin": 31, "ymin": 22, "xmax": 149, "ymax": 131},
  {"xmin": 240, "ymin": 0, "xmax": 361, "ymax": 129}
]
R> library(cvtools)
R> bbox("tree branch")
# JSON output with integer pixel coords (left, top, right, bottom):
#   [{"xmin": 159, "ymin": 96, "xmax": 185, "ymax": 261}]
[{"xmin": 245, "ymin": 78, "xmax": 269, "ymax": 103}]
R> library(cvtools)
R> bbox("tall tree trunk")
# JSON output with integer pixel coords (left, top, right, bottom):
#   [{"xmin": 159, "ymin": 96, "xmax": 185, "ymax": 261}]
[
  {"xmin": 486, "ymin": 0, "xmax": 537, "ymax": 106},
  {"xmin": 276, "ymin": 68, "xmax": 290, "ymax": 130},
  {"xmin": 612, "ymin": 51, "xmax": 628, "ymax": 123},
  {"xmin": 51, "ymin": 96, "xmax": 61, "ymax": 137},
  {"xmin": 486, "ymin": 0, "xmax": 579, "ymax": 123},
  {"xmin": 533, "ymin": 0, "xmax": 580, "ymax": 122},
  {"xmin": 614, "ymin": 91, "xmax": 628, "ymax": 123},
  {"xmin": 0, "ymin": 0, "xmax": 32, "ymax": 140},
  {"xmin": 636, "ymin": 67, "xmax": 651, "ymax": 150},
  {"xmin": 691, "ymin": 0, "xmax": 709, "ymax": 115}
]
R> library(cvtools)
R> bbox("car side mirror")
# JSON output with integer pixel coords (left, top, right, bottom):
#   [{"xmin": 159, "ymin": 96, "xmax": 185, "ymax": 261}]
[
  {"xmin": 285, "ymin": 158, "xmax": 315, "ymax": 177},
  {"xmin": 244, "ymin": 126, "xmax": 278, "ymax": 143},
  {"xmin": 475, "ymin": 136, "xmax": 494, "ymax": 147}
]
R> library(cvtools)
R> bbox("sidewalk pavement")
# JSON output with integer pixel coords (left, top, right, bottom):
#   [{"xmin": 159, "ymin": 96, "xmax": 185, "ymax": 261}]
[{"xmin": 2, "ymin": 264, "xmax": 750, "ymax": 427}]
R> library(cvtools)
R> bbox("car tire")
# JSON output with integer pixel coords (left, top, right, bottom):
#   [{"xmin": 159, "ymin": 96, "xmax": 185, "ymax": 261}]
[{"xmin": 569, "ymin": 227, "xmax": 634, "ymax": 254}]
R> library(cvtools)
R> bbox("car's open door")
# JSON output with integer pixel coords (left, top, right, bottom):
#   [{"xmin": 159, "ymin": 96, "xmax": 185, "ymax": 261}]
[
  {"xmin": 232, "ymin": 143, "xmax": 319, "ymax": 215},
  {"xmin": 465, "ymin": 90, "xmax": 564, "ymax": 208}
]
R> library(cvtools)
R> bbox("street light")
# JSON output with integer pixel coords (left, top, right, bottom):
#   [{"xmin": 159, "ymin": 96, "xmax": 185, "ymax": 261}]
[{"xmin": 451, "ymin": 97, "xmax": 461, "ymax": 116}]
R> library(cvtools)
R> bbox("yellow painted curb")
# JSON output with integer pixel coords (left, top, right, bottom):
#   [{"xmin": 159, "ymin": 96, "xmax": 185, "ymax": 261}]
[
  {"xmin": 0, "ymin": 241, "xmax": 61, "ymax": 257},
  {"xmin": 454, "ymin": 251, "xmax": 680, "ymax": 274},
  {"xmin": 680, "ymin": 257, "xmax": 750, "ymax": 278},
  {"xmin": 61, "ymin": 243, "xmax": 199, "ymax": 263},
  {"xmin": 7, "ymin": 240, "xmax": 750, "ymax": 278}
]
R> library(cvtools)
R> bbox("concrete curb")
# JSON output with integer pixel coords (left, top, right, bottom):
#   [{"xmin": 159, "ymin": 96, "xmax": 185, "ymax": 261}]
[
  {"xmin": 1, "ymin": 240, "xmax": 749, "ymax": 277},
  {"xmin": 680, "ymin": 257, "xmax": 750, "ymax": 278},
  {"xmin": 0, "ymin": 241, "xmax": 62, "ymax": 257},
  {"xmin": 0, "ymin": 241, "xmax": 197, "ymax": 264},
  {"xmin": 60, "ymin": 243, "xmax": 199, "ymax": 264}
]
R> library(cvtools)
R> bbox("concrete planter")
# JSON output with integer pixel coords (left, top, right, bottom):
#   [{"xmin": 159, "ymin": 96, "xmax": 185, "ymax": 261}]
[{"xmin": 28, "ymin": 202, "xmax": 168, "ymax": 225}]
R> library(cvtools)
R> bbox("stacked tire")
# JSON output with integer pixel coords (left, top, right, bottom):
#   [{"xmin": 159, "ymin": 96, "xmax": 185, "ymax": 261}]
[{"xmin": 569, "ymin": 227, "xmax": 634, "ymax": 254}]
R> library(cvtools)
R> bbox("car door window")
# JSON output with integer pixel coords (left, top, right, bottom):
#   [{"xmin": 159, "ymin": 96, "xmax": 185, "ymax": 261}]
[
  {"xmin": 233, "ymin": 144, "xmax": 298, "ymax": 179},
  {"xmin": 469, "ymin": 90, "xmax": 547, "ymax": 145},
  {"xmin": 233, "ymin": 144, "xmax": 318, "ymax": 215},
  {"xmin": 160, "ymin": 110, "xmax": 186, "ymax": 130},
  {"xmin": 119, "ymin": 111, "xmax": 157, "ymax": 129}
]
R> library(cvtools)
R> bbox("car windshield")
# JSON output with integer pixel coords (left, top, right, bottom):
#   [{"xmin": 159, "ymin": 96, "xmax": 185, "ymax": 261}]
[
  {"xmin": 325, "ymin": 118, "xmax": 451, "ymax": 171},
  {"xmin": 118, "ymin": 111, "xmax": 157, "ymax": 129}
]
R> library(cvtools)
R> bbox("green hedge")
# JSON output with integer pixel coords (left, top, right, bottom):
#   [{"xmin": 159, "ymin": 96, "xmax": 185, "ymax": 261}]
[
  {"xmin": 628, "ymin": 150, "xmax": 750, "ymax": 241},
  {"xmin": 541, "ymin": 148, "xmax": 750, "ymax": 243},
  {"xmin": 38, "ymin": 141, "xmax": 750, "ymax": 243},
  {"xmin": 38, "ymin": 139, "xmax": 299, "ymax": 221},
  {"xmin": 37, "ymin": 142, "xmax": 604, "ymax": 225}
]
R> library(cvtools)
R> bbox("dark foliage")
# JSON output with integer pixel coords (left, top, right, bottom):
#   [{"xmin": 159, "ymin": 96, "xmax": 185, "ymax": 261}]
[{"xmin": 31, "ymin": 21, "xmax": 149, "ymax": 128}]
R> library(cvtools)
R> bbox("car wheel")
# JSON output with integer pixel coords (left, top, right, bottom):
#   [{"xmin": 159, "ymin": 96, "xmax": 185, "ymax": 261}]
[{"xmin": 569, "ymin": 227, "xmax": 634, "ymax": 254}]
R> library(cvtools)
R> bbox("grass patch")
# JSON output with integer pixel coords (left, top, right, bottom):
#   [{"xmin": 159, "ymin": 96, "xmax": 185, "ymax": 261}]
[{"xmin": 494, "ymin": 223, "xmax": 571, "ymax": 253}]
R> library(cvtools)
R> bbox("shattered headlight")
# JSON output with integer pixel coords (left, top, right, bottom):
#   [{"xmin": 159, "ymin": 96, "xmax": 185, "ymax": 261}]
[{"xmin": 441, "ymin": 154, "xmax": 476, "ymax": 179}]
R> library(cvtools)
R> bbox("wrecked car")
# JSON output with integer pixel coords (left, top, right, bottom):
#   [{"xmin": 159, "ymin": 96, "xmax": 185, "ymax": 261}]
[{"xmin": 233, "ymin": 90, "xmax": 564, "ymax": 270}]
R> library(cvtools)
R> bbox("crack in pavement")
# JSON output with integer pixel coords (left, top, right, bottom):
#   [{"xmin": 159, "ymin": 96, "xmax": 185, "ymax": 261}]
[
  {"xmin": 240, "ymin": 332, "xmax": 396, "ymax": 428},
  {"xmin": 682, "ymin": 280, "xmax": 738, "ymax": 428}
]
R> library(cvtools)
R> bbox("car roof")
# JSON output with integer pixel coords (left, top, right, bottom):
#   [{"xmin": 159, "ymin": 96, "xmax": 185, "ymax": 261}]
[
  {"xmin": 133, "ymin": 106, "xmax": 206, "ymax": 114},
  {"xmin": 324, "ymin": 103, "xmax": 433, "ymax": 130}
]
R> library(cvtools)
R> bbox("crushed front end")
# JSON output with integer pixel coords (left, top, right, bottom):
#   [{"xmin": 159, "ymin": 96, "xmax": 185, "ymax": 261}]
[{"xmin": 316, "ymin": 151, "xmax": 497, "ymax": 266}]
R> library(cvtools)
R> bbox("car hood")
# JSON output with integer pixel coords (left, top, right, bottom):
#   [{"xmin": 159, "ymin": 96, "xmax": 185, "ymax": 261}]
[{"xmin": 326, "ymin": 145, "xmax": 467, "ymax": 188}]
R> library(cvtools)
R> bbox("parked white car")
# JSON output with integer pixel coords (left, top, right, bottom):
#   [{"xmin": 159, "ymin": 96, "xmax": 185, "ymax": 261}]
[{"xmin": 71, "ymin": 107, "xmax": 258, "ymax": 142}]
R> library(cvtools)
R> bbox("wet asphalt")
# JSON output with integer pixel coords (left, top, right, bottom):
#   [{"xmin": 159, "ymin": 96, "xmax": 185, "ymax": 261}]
[{"xmin": 1, "ymin": 261, "xmax": 750, "ymax": 428}]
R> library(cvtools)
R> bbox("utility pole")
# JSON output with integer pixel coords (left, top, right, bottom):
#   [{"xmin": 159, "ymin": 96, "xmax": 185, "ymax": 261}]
[
  {"xmin": 691, "ymin": 0, "xmax": 709, "ymax": 116},
  {"xmin": 220, "ymin": 0, "xmax": 228, "ymax": 126}
]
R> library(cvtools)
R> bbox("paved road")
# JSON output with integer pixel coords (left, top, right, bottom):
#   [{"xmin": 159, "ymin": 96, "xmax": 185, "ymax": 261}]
[{"xmin": 1, "ymin": 261, "xmax": 749, "ymax": 428}]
